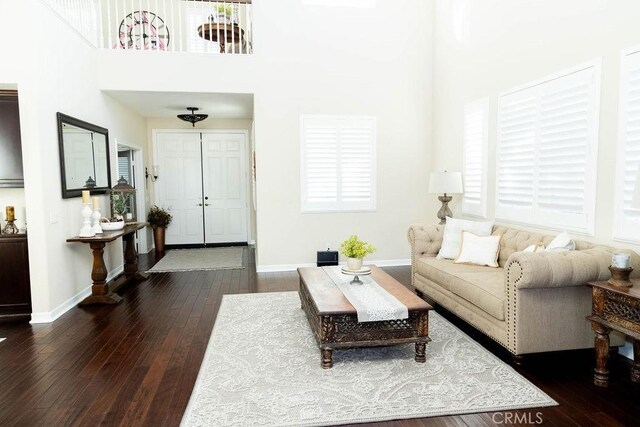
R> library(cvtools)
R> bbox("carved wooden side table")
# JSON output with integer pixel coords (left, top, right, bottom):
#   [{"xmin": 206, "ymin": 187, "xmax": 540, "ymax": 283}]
[{"xmin": 586, "ymin": 279, "xmax": 640, "ymax": 387}]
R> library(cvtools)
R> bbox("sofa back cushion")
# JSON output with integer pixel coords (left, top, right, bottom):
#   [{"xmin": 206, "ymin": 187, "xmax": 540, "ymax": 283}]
[{"xmin": 492, "ymin": 225, "xmax": 610, "ymax": 267}]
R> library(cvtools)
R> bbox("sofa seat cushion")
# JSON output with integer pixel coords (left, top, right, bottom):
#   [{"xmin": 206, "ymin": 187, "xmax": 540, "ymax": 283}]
[{"xmin": 416, "ymin": 257, "xmax": 505, "ymax": 320}]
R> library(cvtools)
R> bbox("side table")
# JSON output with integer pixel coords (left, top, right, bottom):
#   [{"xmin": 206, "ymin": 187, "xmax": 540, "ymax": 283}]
[{"xmin": 586, "ymin": 279, "xmax": 640, "ymax": 387}]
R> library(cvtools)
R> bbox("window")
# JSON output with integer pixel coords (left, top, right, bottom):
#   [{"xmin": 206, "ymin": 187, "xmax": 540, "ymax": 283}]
[
  {"xmin": 613, "ymin": 47, "xmax": 640, "ymax": 243},
  {"xmin": 462, "ymin": 98, "xmax": 489, "ymax": 217},
  {"xmin": 301, "ymin": 115, "xmax": 376, "ymax": 212},
  {"xmin": 496, "ymin": 62, "xmax": 601, "ymax": 234}
]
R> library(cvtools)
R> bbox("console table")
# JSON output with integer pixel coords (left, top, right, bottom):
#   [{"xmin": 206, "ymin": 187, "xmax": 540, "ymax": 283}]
[
  {"xmin": 586, "ymin": 279, "xmax": 640, "ymax": 387},
  {"xmin": 67, "ymin": 223, "xmax": 147, "ymax": 306}
]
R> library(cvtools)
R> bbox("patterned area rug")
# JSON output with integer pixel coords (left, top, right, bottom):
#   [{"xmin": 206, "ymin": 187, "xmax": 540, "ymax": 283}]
[
  {"xmin": 181, "ymin": 292, "xmax": 556, "ymax": 426},
  {"xmin": 147, "ymin": 247, "xmax": 244, "ymax": 273}
]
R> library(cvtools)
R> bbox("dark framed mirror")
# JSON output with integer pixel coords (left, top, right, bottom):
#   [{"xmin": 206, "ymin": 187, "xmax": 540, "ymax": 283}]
[{"xmin": 57, "ymin": 113, "xmax": 111, "ymax": 198}]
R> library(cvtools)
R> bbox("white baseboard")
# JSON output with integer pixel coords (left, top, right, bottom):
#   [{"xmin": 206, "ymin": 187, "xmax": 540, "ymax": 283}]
[
  {"xmin": 256, "ymin": 263, "xmax": 316, "ymax": 273},
  {"xmin": 30, "ymin": 265, "xmax": 125, "ymax": 324},
  {"xmin": 256, "ymin": 259, "xmax": 411, "ymax": 273}
]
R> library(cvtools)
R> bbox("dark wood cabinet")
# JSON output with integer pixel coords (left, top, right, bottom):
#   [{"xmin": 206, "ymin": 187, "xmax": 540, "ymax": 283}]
[
  {"xmin": 0, "ymin": 234, "xmax": 31, "ymax": 321},
  {"xmin": 0, "ymin": 92, "xmax": 24, "ymax": 188}
]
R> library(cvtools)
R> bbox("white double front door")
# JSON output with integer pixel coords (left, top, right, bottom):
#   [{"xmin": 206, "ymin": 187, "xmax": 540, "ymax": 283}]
[{"xmin": 155, "ymin": 131, "xmax": 248, "ymax": 245}]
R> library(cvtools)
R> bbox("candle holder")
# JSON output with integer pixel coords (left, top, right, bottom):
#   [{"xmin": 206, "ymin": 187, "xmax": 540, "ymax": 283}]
[
  {"xmin": 91, "ymin": 207, "xmax": 103, "ymax": 234},
  {"xmin": 3, "ymin": 219, "xmax": 19, "ymax": 234},
  {"xmin": 608, "ymin": 266, "xmax": 633, "ymax": 288},
  {"xmin": 79, "ymin": 203, "xmax": 95, "ymax": 237}
]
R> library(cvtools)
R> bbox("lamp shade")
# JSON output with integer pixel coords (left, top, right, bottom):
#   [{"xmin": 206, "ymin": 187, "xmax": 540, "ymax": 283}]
[{"xmin": 428, "ymin": 171, "xmax": 463, "ymax": 194}]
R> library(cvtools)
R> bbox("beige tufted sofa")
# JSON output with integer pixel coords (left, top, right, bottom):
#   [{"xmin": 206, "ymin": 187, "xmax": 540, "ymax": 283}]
[{"xmin": 407, "ymin": 224, "xmax": 638, "ymax": 356}]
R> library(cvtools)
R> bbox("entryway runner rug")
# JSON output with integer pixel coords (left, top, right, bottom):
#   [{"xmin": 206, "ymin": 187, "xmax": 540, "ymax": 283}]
[
  {"xmin": 181, "ymin": 292, "xmax": 556, "ymax": 426},
  {"xmin": 146, "ymin": 247, "xmax": 244, "ymax": 273}
]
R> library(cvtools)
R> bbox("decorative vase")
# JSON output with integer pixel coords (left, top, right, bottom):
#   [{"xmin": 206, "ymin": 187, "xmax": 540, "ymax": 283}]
[
  {"xmin": 347, "ymin": 257, "xmax": 363, "ymax": 271},
  {"xmin": 153, "ymin": 227, "xmax": 166, "ymax": 253}
]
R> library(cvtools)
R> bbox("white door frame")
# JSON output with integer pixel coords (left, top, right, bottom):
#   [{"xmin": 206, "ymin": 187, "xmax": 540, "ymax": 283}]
[
  {"xmin": 115, "ymin": 140, "xmax": 148, "ymax": 254},
  {"xmin": 151, "ymin": 129, "xmax": 252, "ymax": 244}
]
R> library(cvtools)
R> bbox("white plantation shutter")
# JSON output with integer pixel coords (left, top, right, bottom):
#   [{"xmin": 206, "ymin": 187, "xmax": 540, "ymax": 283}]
[
  {"xmin": 496, "ymin": 63, "xmax": 600, "ymax": 233},
  {"xmin": 613, "ymin": 48, "xmax": 640, "ymax": 242},
  {"xmin": 301, "ymin": 116, "xmax": 376, "ymax": 212},
  {"xmin": 462, "ymin": 98, "xmax": 489, "ymax": 217},
  {"xmin": 118, "ymin": 154, "xmax": 131, "ymax": 184},
  {"xmin": 497, "ymin": 96, "xmax": 536, "ymax": 209}
]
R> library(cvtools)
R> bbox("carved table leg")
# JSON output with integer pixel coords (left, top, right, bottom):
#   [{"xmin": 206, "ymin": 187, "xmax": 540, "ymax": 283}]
[
  {"xmin": 632, "ymin": 340, "xmax": 640, "ymax": 383},
  {"xmin": 415, "ymin": 311, "xmax": 429, "ymax": 363},
  {"xmin": 78, "ymin": 242, "xmax": 122, "ymax": 306},
  {"xmin": 593, "ymin": 322, "xmax": 611, "ymax": 387},
  {"xmin": 123, "ymin": 231, "xmax": 147, "ymax": 281},
  {"xmin": 321, "ymin": 348, "xmax": 333, "ymax": 369},
  {"xmin": 415, "ymin": 342, "xmax": 426, "ymax": 363},
  {"xmin": 320, "ymin": 315, "xmax": 335, "ymax": 369}
]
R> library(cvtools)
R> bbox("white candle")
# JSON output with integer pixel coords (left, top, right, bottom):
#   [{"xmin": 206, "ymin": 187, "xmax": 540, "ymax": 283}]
[
  {"xmin": 92, "ymin": 196, "xmax": 100, "ymax": 210},
  {"xmin": 82, "ymin": 190, "xmax": 90, "ymax": 204},
  {"xmin": 612, "ymin": 252, "xmax": 631, "ymax": 269}
]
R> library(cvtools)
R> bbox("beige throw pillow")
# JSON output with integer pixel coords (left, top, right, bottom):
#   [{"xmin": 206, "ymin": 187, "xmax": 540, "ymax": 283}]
[
  {"xmin": 454, "ymin": 231, "xmax": 501, "ymax": 268},
  {"xmin": 523, "ymin": 243, "xmax": 545, "ymax": 253},
  {"xmin": 546, "ymin": 231, "xmax": 575, "ymax": 252},
  {"xmin": 437, "ymin": 217, "xmax": 494, "ymax": 260}
]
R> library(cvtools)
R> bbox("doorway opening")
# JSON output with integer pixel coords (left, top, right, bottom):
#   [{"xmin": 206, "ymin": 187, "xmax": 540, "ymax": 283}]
[{"xmin": 153, "ymin": 130, "xmax": 252, "ymax": 248}]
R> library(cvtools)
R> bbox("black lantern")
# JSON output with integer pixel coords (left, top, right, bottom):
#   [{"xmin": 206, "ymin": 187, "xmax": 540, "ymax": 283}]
[{"xmin": 110, "ymin": 176, "xmax": 137, "ymax": 223}]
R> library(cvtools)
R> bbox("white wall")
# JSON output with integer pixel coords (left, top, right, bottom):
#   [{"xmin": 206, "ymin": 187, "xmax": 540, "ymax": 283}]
[
  {"xmin": 0, "ymin": 0, "xmax": 147, "ymax": 319},
  {"xmin": 432, "ymin": 0, "xmax": 640, "ymax": 250},
  {"xmin": 99, "ymin": 0, "xmax": 435, "ymax": 269}
]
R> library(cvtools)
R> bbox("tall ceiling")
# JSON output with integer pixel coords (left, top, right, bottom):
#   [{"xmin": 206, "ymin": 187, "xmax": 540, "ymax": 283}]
[{"xmin": 104, "ymin": 90, "xmax": 254, "ymax": 120}]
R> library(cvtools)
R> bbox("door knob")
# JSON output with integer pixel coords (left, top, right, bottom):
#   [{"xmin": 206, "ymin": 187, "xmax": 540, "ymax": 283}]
[
  {"xmin": 205, "ymin": 203, "xmax": 211, "ymax": 206},
  {"xmin": 197, "ymin": 203, "xmax": 203, "ymax": 206}
]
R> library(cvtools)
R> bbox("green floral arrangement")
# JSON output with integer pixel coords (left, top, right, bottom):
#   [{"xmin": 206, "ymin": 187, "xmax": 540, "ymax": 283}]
[
  {"xmin": 340, "ymin": 235, "xmax": 376, "ymax": 259},
  {"xmin": 216, "ymin": 4, "xmax": 233, "ymax": 16},
  {"xmin": 147, "ymin": 205, "xmax": 173, "ymax": 229}
]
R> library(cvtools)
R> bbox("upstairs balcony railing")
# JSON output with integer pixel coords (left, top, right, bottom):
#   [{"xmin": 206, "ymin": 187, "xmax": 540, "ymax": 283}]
[{"xmin": 42, "ymin": 0, "xmax": 254, "ymax": 55}]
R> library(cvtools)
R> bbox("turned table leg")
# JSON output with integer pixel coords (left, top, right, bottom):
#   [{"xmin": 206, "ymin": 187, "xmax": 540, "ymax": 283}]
[
  {"xmin": 593, "ymin": 322, "xmax": 611, "ymax": 387},
  {"xmin": 415, "ymin": 342, "xmax": 426, "ymax": 363},
  {"xmin": 123, "ymin": 231, "xmax": 148, "ymax": 281},
  {"xmin": 632, "ymin": 340, "xmax": 640, "ymax": 383},
  {"xmin": 321, "ymin": 348, "xmax": 333, "ymax": 369},
  {"xmin": 79, "ymin": 242, "xmax": 122, "ymax": 306}
]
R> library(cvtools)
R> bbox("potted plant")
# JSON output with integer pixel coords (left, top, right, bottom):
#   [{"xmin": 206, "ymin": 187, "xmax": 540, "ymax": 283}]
[
  {"xmin": 340, "ymin": 235, "xmax": 376, "ymax": 270},
  {"xmin": 216, "ymin": 4, "xmax": 233, "ymax": 23},
  {"xmin": 147, "ymin": 205, "xmax": 173, "ymax": 253},
  {"xmin": 110, "ymin": 192, "xmax": 128, "ymax": 221}
]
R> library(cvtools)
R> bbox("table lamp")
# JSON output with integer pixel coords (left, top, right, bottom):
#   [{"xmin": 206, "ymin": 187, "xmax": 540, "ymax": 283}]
[{"xmin": 428, "ymin": 171, "xmax": 463, "ymax": 224}]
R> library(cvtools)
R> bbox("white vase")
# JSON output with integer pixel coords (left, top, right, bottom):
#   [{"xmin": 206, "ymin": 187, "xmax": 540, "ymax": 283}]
[{"xmin": 347, "ymin": 257, "xmax": 363, "ymax": 271}]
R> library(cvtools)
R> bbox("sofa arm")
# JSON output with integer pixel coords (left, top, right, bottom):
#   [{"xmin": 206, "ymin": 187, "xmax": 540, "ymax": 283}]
[
  {"xmin": 407, "ymin": 224, "xmax": 444, "ymax": 259},
  {"xmin": 505, "ymin": 248, "xmax": 637, "ymax": 290}
]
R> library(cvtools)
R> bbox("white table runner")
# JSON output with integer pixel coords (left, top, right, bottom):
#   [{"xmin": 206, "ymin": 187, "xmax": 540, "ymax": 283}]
[{"xmin": 323, "ymin": 266, "xmax": 409, "ymax": 322}]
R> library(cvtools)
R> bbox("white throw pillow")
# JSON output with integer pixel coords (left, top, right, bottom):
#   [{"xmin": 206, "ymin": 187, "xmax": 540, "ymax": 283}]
[
  {"xmin": 546, "ymin": 231, "xmax": 575, "ymax": 252},
  {"xmin": 523, "ymin": 244, "xmax": 545, "ymax": 253},
  {"xmin": 437, "ymin": 217, "xmax": 494, "ymax": 260},
  {"xmin": 454, "ymin": 232, "xmax": 501, "ymax": 268}
]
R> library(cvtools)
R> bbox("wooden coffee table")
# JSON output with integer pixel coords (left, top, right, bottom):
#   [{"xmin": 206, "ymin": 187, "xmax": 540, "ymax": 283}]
[{"xmin": 297, "ymin": 266, "xmax": 432, "ymax": 369}]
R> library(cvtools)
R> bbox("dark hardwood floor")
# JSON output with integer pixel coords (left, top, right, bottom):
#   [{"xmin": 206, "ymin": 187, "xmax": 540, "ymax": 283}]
[{"xmin": 1, "ymin": 247, "xmax": 640, "ymax": 426}]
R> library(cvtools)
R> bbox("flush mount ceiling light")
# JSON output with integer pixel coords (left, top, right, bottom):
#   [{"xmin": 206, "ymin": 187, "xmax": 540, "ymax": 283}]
[{"xmin": 177, "ymin": 107, "xmax": 208, "ymax": 127}]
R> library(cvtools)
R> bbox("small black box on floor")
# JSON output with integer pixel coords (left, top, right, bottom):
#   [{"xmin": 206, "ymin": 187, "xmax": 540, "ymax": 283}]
[{"xmin": 317, "ymin": 250, "xmax": 338, "ymax": 267}]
